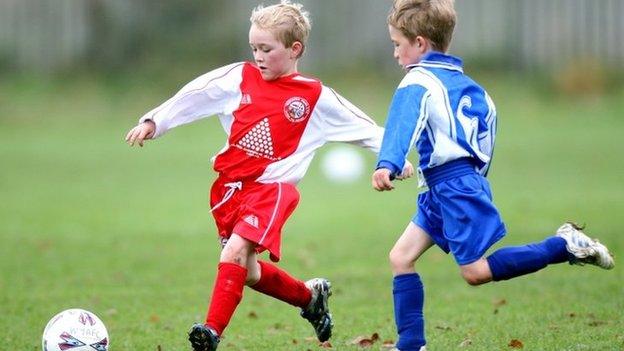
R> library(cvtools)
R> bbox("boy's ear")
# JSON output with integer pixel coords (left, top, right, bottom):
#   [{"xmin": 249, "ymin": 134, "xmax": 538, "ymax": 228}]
[
  {"xmin": 415, "ymin": 36, "xmax": 424, "ymax": 48},
  {"xmin": 291, "ymin": 41, "xmax": 304, "ymax": 58},
  {"xmin": 415, "ymin": 36, "xmax": 429, "ymax": 52}
]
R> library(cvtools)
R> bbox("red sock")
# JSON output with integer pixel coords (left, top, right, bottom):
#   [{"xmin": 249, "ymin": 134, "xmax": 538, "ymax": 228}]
[
  {"xmin": 205, "ymin": 262, "xmax": 247, "ymax": 335},
  {"xmin": 250, "ymin": 260, "xmax": 312, "ymax": 308}
]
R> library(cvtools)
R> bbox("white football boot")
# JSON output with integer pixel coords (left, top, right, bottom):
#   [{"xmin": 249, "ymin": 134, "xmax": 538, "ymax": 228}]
[{"xmin": 556, "ymin": 222, "xmax": 614, "ymax": 269}]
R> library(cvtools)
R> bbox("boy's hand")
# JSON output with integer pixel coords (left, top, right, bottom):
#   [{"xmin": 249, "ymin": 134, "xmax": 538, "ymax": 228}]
[
  {"xmin": 125, "ymin": 120, "xmax": 156, "ymax": 147},
  {"xmin": 396, "ymin": 160, "xmax": 414, "ymax": 180},
  {"xmin": 372, "ymin": 168, "xmax": 395, "ymax": 191}
]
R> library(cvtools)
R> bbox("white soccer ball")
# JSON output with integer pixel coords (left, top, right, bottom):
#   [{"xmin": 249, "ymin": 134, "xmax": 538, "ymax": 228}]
[
  {"xmin": 320, "ymin": 145, "xmax": 365, "ymax": 183},
  {"xmin": 42, "ymin": 309, "xmax": 109, "ymax": 351}
]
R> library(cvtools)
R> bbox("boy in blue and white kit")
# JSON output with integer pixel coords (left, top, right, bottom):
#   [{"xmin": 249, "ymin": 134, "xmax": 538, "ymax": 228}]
[{"xmin": 372, "ymin": 1, "xmax": 615, "ymax": 350}]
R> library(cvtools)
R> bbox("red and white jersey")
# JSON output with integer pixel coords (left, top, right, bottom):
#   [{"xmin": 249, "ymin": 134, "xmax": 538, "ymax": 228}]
[{"xmin": 140, "ymin": 62, "xmax": 383, "ymax": 184}]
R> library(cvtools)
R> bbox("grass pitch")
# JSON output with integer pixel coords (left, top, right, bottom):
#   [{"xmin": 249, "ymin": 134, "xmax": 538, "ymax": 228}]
[{"xmin": 0, "ymin": 73, "xmax": 623, "ymax": 350}]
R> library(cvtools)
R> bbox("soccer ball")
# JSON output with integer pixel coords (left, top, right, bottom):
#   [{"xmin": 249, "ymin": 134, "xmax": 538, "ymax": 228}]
[
  {"xmin": 320, "ymin": 145, "xmax": 365, "ymax": 183},
  {"xmin": 42, "ymin": 309, "xmax": 109, "ymax": 351}
]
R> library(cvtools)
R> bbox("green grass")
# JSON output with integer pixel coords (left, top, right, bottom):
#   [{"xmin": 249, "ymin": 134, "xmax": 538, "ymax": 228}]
[{"xmin": 1, "ymin": 73, "xmax": 623, "ymax": 350}]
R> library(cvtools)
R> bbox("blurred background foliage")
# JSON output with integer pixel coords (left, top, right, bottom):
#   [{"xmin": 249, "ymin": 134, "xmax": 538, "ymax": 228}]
[{"xmin": 1, "ymin": 0, "xmax": 623, "ymax": 88}]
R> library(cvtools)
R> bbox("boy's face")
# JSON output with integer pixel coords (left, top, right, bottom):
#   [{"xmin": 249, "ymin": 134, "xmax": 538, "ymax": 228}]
[
  {"xmin": 388, "ymin": 25, "xmax": 427, "ymax": 70},
  {"xmin": 249, "ymin": 24, "xmax": 300, "ymax": 81}
]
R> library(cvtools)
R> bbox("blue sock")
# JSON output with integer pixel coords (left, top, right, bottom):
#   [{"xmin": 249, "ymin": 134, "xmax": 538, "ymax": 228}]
[
  {"xmin": 486, "ymin": 236, "xmax": 570, "ymax": 281},
  {"xmin": 393, "ymin": 273, "xmax": 426, "ymax": 350}
]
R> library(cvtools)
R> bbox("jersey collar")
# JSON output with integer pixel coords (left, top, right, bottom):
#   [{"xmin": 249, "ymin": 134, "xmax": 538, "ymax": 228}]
[{"xmin": 406, "ymin": 51, "xmax": 464, "ymax": 73}]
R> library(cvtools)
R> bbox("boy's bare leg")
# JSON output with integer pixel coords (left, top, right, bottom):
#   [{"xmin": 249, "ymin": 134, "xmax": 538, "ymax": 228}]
[
  {"xmin": 245, "ymin": 251, "xmax": 261, "ymax": 286},
  {"xmin": 389, "ymin": 223, "xmax": 434, "ymax": 351},
  {"xmin": 459, "ymin": 259, "xmax": 493, "ymax": 285},
  {"xmin": 389, "ymin": 222, "xmax": 434, "ymax": 275}
]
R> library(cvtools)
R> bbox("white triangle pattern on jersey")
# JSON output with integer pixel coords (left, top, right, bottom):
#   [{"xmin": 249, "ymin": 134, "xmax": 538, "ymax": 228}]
[{"xmin": 236, "ymin": 117, "xmax": 276, "ymax": 159}]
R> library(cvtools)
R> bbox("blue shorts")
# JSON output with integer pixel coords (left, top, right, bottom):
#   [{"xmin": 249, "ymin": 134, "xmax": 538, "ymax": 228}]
[{"xmin": 413, "ymin": 160, "xmax": 506, "ymax": 265}]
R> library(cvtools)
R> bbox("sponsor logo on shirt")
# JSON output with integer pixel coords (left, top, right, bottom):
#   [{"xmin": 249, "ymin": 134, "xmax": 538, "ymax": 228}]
[{"xmin": 283, "ymin": 97, "xmax": 310, "ymax": 123}]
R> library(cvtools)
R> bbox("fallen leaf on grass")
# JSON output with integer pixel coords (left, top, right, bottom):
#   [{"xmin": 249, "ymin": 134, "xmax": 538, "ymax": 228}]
[
  {"xmin": 508, "ymin": 339, "xmax": 524, "ymax": 348},
  {"xmin": 493, "ymin": 298, "xmax": 507, "ymax": 314},
  {"xmin": 459, "ymin": 338, "xmax": 472, "ymax": 347},
  {"xmin": 381, "ymin": 340, "xmax": 396, "ymax": 349},
  {"xmin": 349, "ymin": 333, "xmax": 380, "ymax": 347},
  {"xmin": 493, "ymin": 298, "xmax": 507, "ymax": 307},
  {"xmin": 247, "ymin": 311, "xmax": 257, "ymax": 319},
  {"xmin": 35, "ymin": 239, "xmax": 53, "ymax": 252}
]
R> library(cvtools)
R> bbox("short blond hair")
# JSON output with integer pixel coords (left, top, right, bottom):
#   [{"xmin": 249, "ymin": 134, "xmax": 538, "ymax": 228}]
[
  {"xmin": 250, "ymin": 1, "xmax": 311, "ymax": 57},
  {"xmin": 388, "ymin": 0, "xmax": 456, "ymax": 52}
]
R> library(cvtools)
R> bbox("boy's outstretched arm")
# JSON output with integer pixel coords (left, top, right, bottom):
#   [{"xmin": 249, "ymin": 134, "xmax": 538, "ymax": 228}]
[
  {"xmin": 125, "ymin": 120, "xmax": 156, "ymax": 147},
  {"xmin": 125, "ymin": 62, "xmax": 244, "ymax": 147}
]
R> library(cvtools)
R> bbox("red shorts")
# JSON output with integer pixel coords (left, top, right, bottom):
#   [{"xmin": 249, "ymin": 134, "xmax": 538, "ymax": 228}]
[{"xmin": 209, "ymin": 176, "xmax": 300, "ymax": 262}]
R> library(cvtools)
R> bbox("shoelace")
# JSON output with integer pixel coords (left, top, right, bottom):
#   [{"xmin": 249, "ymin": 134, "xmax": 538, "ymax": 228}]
[{"xmin": 210, "ymin": 181, "xmax": 242, "ymax": 212}]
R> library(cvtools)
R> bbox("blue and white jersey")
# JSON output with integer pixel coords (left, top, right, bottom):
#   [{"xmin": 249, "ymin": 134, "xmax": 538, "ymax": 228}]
[{"xmin": 377, "ymin": 52, "xmax": 497, "ymax": 186}]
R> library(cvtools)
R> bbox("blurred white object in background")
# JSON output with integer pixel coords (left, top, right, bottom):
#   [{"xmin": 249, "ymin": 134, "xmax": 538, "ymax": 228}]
[{"xmin": 320, "ymin": 145, "xmax": 365, "ymax": 183}]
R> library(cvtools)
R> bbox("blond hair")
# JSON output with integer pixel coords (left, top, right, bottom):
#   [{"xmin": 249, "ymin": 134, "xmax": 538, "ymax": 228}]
[
  {"xmin": 388, "ymin": 0, "xmax": 456, "ymax": 52},
  {"xmin": 250, "ymin": 1, "xmax": 311, "ymax": 57}
]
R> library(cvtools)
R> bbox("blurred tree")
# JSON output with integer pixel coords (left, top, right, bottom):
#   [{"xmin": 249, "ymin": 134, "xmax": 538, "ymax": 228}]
[{"xmin": 82, "ymin": 0, "xmax": 244, "ymax": 74}]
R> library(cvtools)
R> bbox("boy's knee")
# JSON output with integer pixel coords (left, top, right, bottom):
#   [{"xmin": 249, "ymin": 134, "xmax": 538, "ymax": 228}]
[
  {"xmin": 220, "ymin": 238, "xmax": 254, "ymax": 266},
  {"xmin": 461, "ymin": 271, "xmax": 486, "ymax": 286},
  {"xmin": 245, "ymin": 270, "xmax": 261, "ymax": 286},
  {"xmin": 245, "ymin": 261, "xmax": 261, "ymax": 286},
  {"xmin": 389, "ymin": 247, "xmax": 415, "ymax": 274},
  {"xmin": 220, "ymin": 248, "xmax": 245, "ymax": 265},
  {"xmin": 460, "ymin": 260, "xmax": 492, "ymax": 286}
]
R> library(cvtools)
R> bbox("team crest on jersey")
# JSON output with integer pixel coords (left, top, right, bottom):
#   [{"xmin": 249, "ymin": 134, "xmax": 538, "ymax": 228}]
[{"xmin": 283, "ymin": 97, "xmax": 310, "ymax": 123}]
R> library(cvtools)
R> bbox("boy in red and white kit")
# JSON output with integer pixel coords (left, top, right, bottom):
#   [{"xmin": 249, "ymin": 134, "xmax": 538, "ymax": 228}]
[{"xmin": 125, "ymin": 1, "xmax": 412, "ymax": 350}]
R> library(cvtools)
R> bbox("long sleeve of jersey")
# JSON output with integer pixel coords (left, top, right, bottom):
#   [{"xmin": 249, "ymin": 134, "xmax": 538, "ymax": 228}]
[
  {"xmin": 376, "ymin": 83, "xmax": 429, "ymax": 175},
  {"xmin": 139, "ymin": 63, "xmax": 244, "ymax": 138},
  {"xmin": 316, "ymin": 87, "xmax": 384, "ymax": 153}
]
